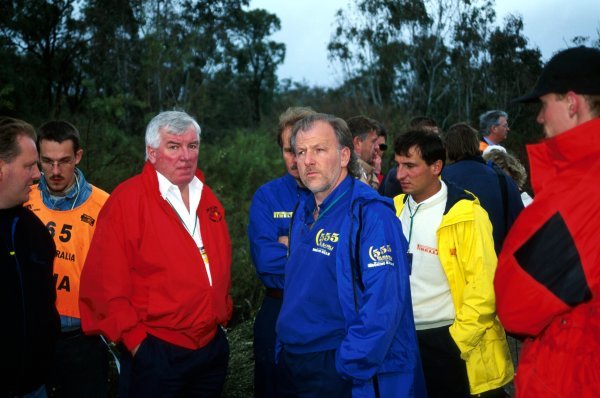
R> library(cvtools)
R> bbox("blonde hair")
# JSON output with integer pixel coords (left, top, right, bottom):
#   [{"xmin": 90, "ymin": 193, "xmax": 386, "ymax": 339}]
[{"xmin": 483, "ymin": 149, "xmax": 527, "ymax": 190}]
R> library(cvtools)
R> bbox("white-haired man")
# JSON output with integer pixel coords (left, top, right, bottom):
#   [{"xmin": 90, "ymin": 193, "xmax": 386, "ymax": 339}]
[{"xmin": 80, "ymin": 111, "xmax": 232, "ymax": 397}]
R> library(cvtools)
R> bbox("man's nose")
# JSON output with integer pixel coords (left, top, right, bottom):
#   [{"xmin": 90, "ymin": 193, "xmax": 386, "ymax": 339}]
[
  {"xmin": 32, "ymin": 165, "xmax": 41, "ymax": 180},
  {"xmin": 304, "ymin": 151, "xmax": 314, "ymax": 165},
  {"xmin": 180, "ymin": 147, "xmax": 191, "ymax": 160},
  {"xmin": 396, "ymin": 166, "xmax": 406, "ymax": 181},
  {"xmin": 536, "ymin": 110, "xmax": 544, "ymax": 125}
]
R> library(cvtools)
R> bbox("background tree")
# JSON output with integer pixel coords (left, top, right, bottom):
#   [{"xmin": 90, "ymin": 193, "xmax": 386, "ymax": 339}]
[
  {"xmin": 0, "ymin": 0, "xmax": 86, "ymax": 118},
  {"xmin": 228, "ymin": 9, "xmax": 285, "ymax": 124}
]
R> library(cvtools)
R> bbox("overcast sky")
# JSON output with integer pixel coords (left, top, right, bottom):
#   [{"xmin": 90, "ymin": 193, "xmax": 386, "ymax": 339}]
[{"xmin": 250, "ymin": 0, "xmax": 600, "ymax": 87}]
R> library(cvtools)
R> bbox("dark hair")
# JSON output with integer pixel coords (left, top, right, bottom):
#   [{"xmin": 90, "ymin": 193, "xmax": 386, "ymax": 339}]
[
  {"xmin": 584, "ymin": 94, "xmax": 600, "ymax": 117},
  {"xmin": 479, "ymin": 110, "xmax": 507, "ymax": 136},
  {"xmin": 394, "ymin": 129, "xmax": 445, "ymax": 168},
  {"xmin": 376, "ymin": 121, "xmax": 387, "ymax": 138},
  {"xmin": 346, "ymin": 115, "xmax": 380, "ymax": 141},
  {"xmin": 38, "ymin": 120, "xmax": 81, "ymax": 152},
  {"xmin": 0, "ymin": 117, "xmax": 37, "ymax": 163},
  {"xmin": 291, "ymin": 113, "xmax": 361, "ymax": 178},
  {"xmin": 445, "ymin": 122, "xmax": 480, "ymax": 162},
  {"xmin": 277, "ymin": 106, "xmax": 316, "ymax": 148},
  {"xmin": 409, "ymin": 116, "xmax": 438, "ymax": 130}
]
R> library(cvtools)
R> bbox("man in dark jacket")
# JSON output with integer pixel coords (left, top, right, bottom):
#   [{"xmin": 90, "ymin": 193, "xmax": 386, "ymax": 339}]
[
  {"xmin": 0, "ymin": 117, "xmax": 60, "ymax": 397},
  {"xmin": 442, "ymin": 122, "xmax": 523, "ymax": 254}
]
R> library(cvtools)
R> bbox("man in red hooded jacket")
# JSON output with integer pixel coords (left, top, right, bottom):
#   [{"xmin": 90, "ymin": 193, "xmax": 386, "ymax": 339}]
[
  {"xmin": 79, "ymin": 111, "xmax": 232, "ymax": 398},
  {"xmin": 494, "ymin": 46, "xmax": 600, "ymax": 397}
]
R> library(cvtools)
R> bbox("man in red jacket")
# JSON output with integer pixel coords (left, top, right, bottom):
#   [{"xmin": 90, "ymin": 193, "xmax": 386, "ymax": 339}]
[
  {"xmin": 79, "ymin": 111, "xmax": 232, "ymax": 398},
  {"xmin": 494, "ymin": 46, "xmax": 600, "ymax": 397}
]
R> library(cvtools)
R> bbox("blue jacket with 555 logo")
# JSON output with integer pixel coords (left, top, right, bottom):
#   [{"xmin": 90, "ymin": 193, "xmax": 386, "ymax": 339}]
[{"xmin": 277, "ymin": 176, "xmax": 425, "ymax": 397}]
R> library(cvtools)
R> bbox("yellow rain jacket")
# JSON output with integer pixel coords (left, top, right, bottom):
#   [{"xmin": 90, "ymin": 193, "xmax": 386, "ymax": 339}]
[{"xmin": 394, "ymin": 183, "xmax": 513, "ymax": 394}]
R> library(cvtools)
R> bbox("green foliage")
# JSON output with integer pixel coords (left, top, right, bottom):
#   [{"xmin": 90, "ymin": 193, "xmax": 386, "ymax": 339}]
[
  {"xmin": 77, "ymin": 115, "xmax": 144, "ymax": 192},
  {"xmin": 200, "ymin": 127, "xmax": 284, "ymax": 324},
  {"xmin": 228, "ymin": 8, "xmax": 286, "ymax": 124},
  {"xmin": 224, "ymin": 319, "xmax": 255, "ymax": 397}
]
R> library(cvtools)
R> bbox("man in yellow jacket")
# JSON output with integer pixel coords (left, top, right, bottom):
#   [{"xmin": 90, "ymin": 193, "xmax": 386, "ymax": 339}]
[{"xmin": 392, "ymin": 130, "xmax": 513, "ymax": 397}]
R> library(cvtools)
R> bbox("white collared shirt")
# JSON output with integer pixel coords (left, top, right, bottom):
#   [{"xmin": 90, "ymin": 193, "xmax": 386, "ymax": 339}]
[
  {"xmin": 399, "ymin": 181, "xmax": 455, "ymax": 329},
  {"xmin": 156, "ymin": 171, "xmax": 212, "ymax": 286}
]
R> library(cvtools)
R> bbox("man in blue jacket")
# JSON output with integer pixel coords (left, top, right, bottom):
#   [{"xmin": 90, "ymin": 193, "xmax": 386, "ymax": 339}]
[
  {"xmin": 276, "ymin": 113, "xmax": 424, "ymax": 397},
  {"xmin": 248, "ymin": 107, "xmax": 315, "ymax": 397},
  {"xmin": 442, "ymin": 123, "xmax": 523, "ymax": 254}
]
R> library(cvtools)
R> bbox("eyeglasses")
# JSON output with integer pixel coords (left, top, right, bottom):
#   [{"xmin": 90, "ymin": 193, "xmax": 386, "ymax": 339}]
[
  {"xmin": 40, "ymin": 157, "xmax": 75, "ymax": 169},
  {"xmin": 379, "ymin": 143, "xmax": 388, "ymax": 151}
]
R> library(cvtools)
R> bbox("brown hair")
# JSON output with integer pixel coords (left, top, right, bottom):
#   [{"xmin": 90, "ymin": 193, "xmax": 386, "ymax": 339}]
[
  {"xmin": 444, "ymin": 122, "xmax": 480, "ymax": 163},
  {"xmin": 277, "ymin": 107, "xmax": 316, "ymax": 148},
  {"xmin": 0, "ymin": 117, "xmax": 37, "ymax": 163},
  {"xmin": 584, "ymin": 94, "xmax": 600, "ymax": 117}
]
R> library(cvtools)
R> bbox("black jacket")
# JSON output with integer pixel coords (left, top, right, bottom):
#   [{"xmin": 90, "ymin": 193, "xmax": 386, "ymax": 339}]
[{"xmin": 1, "ymin": 206, "xmax": 59, "ymax": 396}]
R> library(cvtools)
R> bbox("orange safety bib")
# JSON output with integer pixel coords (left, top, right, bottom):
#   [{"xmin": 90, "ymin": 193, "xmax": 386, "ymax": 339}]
[{"xmin": 25, "ymin": 185, "xmax": 109, "ymax": 318}]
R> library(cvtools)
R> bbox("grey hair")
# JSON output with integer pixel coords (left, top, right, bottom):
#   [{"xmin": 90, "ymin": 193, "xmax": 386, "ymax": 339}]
[
  {"xmin": 290, "ymin": 113, "xmax": 361, "ymax": 179},
  {"xmin": 479, "ymin": 110, "xmax": 508, "ymax": 136},
  {"xmin": 145, "ymin": 111, "xmax": 201, "ymax": 160}
]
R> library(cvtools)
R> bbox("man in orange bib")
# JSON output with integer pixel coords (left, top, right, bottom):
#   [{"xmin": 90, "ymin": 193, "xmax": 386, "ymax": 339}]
[{"xmin": 25, "ymin": 120, "xmax": 110, "ymax": 398}]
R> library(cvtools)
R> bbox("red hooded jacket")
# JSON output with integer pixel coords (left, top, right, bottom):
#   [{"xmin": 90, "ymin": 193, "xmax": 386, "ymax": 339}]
[{"xmin": 495, "ymin": 118, "xmax": 600, "ymax": 397}]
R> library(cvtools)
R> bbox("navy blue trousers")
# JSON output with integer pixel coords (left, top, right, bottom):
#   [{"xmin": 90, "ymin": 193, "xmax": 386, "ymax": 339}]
[
  {"xmin": 253, "ymin": 295, "xmax": 297, "ymax": 398},
  {"xmin": 417, "ymin": 326, "xmax": 470, "ymax": 398},
  {"xmin": 282, "ymin": 348, "xmax": 352, "ymax": 398},
  {"xmin": 119, "ymin": 328, "xmax": 229, "ymax": 398}
]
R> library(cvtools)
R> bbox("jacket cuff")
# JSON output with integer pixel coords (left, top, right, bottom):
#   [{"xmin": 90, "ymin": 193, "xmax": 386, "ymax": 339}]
[{"xmin": 122, "ymin": 324, "xmax": 147, "ymax": 352}]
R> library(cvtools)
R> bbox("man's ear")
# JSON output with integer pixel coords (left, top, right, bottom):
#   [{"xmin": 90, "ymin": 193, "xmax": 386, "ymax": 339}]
[
  {"xmin": 431, "ymin": 159, "xmax": 443, "ymax": 176},
  {"xmin": 565, "ymin": 91, "xmax": 583, "ymax": 118},
  {"xmin": 147, "ymin": 146, "xmax": 157, "ymax": 163},
  {"xmin": 352, "ymin": 136, "xmax": 362, "ymax": 152},
  {"xmin": 340, "ymin": 146, "xmax": 351, "ymax": 168},
  {"xmin": 74, "ymin": 149, "xmax": 83, "ymax": 165}
]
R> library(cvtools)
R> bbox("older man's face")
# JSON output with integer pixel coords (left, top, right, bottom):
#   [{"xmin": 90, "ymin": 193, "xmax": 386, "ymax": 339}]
[
  {"xmin": 147, "ymin": 126, "xmax": 199, "ymax": 188},
  {"xmin": 295, "ymin": 121, "xmax": 350, "ymax": 204},
  {"xmin": 355, "ymin": 130, "xmax": 378, "ymax": 163},
  {"xmin": 490, "ymin": 116, "xmax": 509, "ymax": 143}
]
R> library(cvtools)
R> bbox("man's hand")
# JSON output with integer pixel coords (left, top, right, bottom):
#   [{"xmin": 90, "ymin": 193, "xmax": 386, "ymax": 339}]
[
  {"xmin": 372, "ymin": 153, "xmax": 382, "ymax": 175},
  {"xmin": 278, "ymin": 235, "xmax": 289, "ymax": 247}
]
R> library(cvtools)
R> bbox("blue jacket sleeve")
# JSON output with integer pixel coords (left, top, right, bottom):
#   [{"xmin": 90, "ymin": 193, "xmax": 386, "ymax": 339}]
[
  {"xmin": 504, "ymin": 174, "xmax": 524, "ymax": 229},
  {"xmin": 248, "ymin": 187, "xmax": 289, "ymax": 289},
  {"xmin": 336, "ymin": 201, "xmax": 412, "ymax": 380}
]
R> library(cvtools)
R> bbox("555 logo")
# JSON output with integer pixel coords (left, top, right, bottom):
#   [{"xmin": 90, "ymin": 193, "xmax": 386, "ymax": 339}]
[
  {"xmin": 367, "ymin": 244, "xmax": 395, "ymax": 268},
  {"xmin": 313, "ymin": 229, "xmax": 339, "ymax": 256}
]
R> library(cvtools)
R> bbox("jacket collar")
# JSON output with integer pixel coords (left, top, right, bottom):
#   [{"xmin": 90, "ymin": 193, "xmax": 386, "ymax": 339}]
[
  {"xmin": 527, "ymin": 117, "xmax": 600, "ymax": 194},
  {"xmin": 141, "ymin": 161, "xmax": 205, "ymax": 198},
  {"xmin": 37, "ymin": 168, "xmax": 92, "ymax": 210}
]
